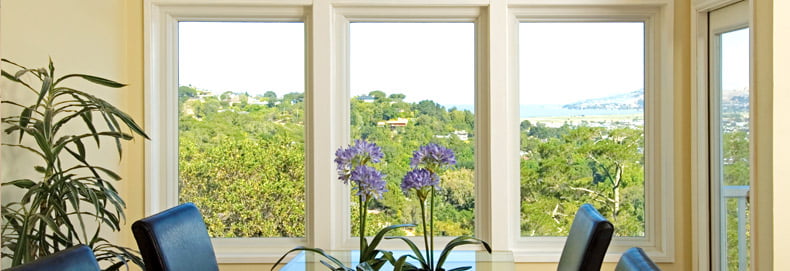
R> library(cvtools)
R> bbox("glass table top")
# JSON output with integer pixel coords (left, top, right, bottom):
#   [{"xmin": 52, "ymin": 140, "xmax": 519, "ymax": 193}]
[{"xmin": 279, "ymin": 250, "xmax": 514, "ymax": 271}]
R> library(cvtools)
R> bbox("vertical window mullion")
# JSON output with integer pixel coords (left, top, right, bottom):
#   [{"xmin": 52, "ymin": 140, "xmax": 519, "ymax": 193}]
[
  {"xmin": 307, "ymin": 1, "xmax": 346, "ymax": 249},
  {"xmin": 481, "ymin": 0, "xmax": 516, "ymax": 250}
]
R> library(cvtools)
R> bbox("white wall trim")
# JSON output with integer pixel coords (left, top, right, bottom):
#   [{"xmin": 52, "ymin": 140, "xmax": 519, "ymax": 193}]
[{"xmin": 691, "ymin": 3, "xmax": 712, "ymax": 270}]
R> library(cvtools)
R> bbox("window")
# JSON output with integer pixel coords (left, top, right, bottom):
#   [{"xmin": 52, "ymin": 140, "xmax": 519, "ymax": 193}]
[
  {"xmin": 146, "ymin": 0, "xmax": 674, "ymax": 263},
  {"xmin": 177, "ymin": 22, "xmax": 306, "ymax": 238},
  {"xmin": 509, "ymin": 6, "xmax": 674, "ymax": 262},
  {"xmin": 519, "ymin": 22, "xmax": 646, "ymax": 237},
  {"xmin": 349, "ymin": 22, "xmax": 476, "ymax": 237},
  {"xmin": 708, "ymin": 2, "xmax": 750, "ymax": 270}
]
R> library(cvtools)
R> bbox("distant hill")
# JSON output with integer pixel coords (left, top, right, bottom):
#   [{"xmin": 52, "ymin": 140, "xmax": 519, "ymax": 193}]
[
  {"xmin": 722, "ymin": 87, "xmax": 750, "ymax": 113},
  {"xmin": 562, "ymin": 89, "xmax": 644, "ymax": 110}
]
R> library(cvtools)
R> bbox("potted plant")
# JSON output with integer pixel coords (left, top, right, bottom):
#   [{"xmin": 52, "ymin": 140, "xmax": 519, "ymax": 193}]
[
  {"xmin": 273, "ymin": 139, "xmax": 413, "ymax": 271},
  {"xmin": 394, "ymin": 143, "xmax": 491, "ymax": 271},
  {"xmin": 1, "ymin": 58, "xmax": 148, "ymax": 270}
]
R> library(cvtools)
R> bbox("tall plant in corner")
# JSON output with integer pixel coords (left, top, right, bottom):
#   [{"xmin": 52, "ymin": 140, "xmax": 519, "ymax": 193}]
[{"xmin": 0, "ymin": 58, "xmax": 148, "ymax": 270}]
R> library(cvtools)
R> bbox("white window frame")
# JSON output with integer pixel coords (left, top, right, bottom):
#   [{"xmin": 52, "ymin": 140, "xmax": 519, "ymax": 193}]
[
  {"xmin": 330, "ymin": 6, "xmax": 487, "ymax": 251},
  {"xmin": 144, "ymin": 1, "xmax": 310, "ymax": 263},
  {"xmin": 145, "ymin": 0, "xmax": 675, "ymax": 264},
  {"xmin": 506, "ymin": 2, "xmax": 675, "ymax": 263}
]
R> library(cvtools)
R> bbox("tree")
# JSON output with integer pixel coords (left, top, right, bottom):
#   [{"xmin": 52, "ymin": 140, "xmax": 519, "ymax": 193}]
[
  {"xmin": 389, "ymin": 93, "xmax": 406, "ymax": 100},
  {"xmin": 583, "ymin": 127, "xmax": 643, "ymax": 223},
  {"xmin": 179, "ymin": 85, "xmax": 198, "ymax": 104},
  {"xmin": 368, "ymin": 90, "xmax": 386, "ymax": 99}
]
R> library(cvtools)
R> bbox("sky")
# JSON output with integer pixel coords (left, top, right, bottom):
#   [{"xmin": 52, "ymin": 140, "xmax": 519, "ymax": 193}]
[
  {"xmin": 178, "ymin": 22, "xmax": 305, "ymax": 95},
  {"xmin": 721, "ymin": 28, "xmax": 750, "ymax": 92},
  {"xmin": 349, "ymin": 23, "xmax": 474, "ymax": 105},
  {"xmin": 178, "ymin": 21, "xmax": 749, "ymax": 106},
  {"xmin": 519, "ymin": 22, "xmax": 644, "ymax": 105}
]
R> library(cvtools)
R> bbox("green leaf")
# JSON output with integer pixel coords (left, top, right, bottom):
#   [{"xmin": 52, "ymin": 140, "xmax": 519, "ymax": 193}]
[
  {"xmin": 271, "ymin": 247, "xmax": 350, "ymax": 271},
  {"xmin": 14, "ymin": 69, "xmax": 36, "ymax": 79},
  {"xmin": 362, "ymin": 224, "xmax": 414, "ymax": 261},
  {"xmin": 57, "ymin": 74, "xmax": 126, "ymax": 88},
  {"xmin": 18, "ymin": 106, "xmax": 33, "ymax": 142},
  {"xmin": 319, "ymin": 260, "xmax": 339, "ymax": 270},
  {"xmin": 34, "ymin": 166, "xmax": 46, "ymax": 173},
  {"xmin": 48, "ymin": 57, "xmax": 55, "ymax": 78},
  {"xmin": 435, "ymin": 236, "xmax": 491, "ymax": 270},
  {"xmin": 80, "ymin": 112, "xmax": 100, "ymax": 146},
  {"xmin": 74, "ymin": 136, "xmax": 86, "ymax": 160},
  {"xmin": 356, "ymin": 262, "xmax": 375, "ymax": 271},
  {"xmin": 385, "ymin": 236, "xmax": 428, "ymax": 270},
  {"xmin": 2, "ymin": 179, "xmax": 36, "ymax": 189},
  {"xmin": 2, "ymin": 70, "xmax": 23, "ymax": 83},
  {"xmin": 32, "ymin": 213, "xmax": 69, "ymax": 241},
  {"xmin": 391, "ymin": 255, "xmax": 409, "ymax": 271},
  {"xmin": 35, "ymin": 75, "xmax": 52, "ymax": 109}
]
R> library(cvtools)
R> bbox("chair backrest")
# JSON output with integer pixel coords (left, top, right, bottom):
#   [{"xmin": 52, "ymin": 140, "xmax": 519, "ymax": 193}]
[
  {"xmin": 132, "ymin": 202, "xmax": 219, "ymax": 271},
  {"xmin": 615, "ymin": 247, "xmax": 660, "ymax": 271},
  {"xmin": 557, "ymin": 204, "xmax": 615, "ymax": 271},
  {"xmin": 4, "ymin": 245, "xmax": 100, "ymax": 271}
]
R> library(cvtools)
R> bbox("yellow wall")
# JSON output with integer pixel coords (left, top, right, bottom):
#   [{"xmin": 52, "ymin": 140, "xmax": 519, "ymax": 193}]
[
  {"xmin": 770, "ymin": 0, "xmax": 790, "ymax": 268},
  {"xmin": 752, "ymin": 0, "xmax": 790, "ymax": 269},
  {"xmin": 0, "ymin": 0, "xmax": 785, "ymax": 270},
  {"xmin": 0, "ymin": 0, "xmax": 145, "ymax": 268}
]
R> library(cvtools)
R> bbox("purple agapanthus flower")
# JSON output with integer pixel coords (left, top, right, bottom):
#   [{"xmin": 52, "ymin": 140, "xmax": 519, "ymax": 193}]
[
  {"xmin": 335, "ymin": 147, "xmax": 356, "ymax": 183},
  {"xmin": 401, "ymin": 168, "xmax": 439, "ymax": 193},
  {"xmin": 410, "ymin": 143, "xmax": 456, "ymax": 170},
  {"xmin": 353, "ymin": 139, "xmax": 384, "ymax": 163},
  {"xmin": 349, "ymin": 165, "xmax": 388, "ymax": 201},
  {"xmin": 335, "ymin": 139, "xmax": 384, "ymax": 183}
]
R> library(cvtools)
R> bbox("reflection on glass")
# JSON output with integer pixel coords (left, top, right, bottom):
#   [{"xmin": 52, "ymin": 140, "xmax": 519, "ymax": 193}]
[
  {"xmin": 519, "ymin": 22, "xmax": 646, "ymax": 237},
  {"xmin": 177, "ymin": 22, "xmax": 305, "ymax": 238},
  {"xmin": 349, "ymin": 22, "xmax": 475, "ymax": 237},
  {"xmin": 718, "ymin": 28, "xmax": 750, "ymax": 271}
]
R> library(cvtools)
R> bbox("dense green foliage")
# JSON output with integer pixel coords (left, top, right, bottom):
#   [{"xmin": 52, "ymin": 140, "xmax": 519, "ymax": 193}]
[
  {"xmin": 178, "ymin": 86, "xmax": 305, "ymax": 237},
  {"xmin": 178, "ymin": 86, "xmax": 654, "ymax": 238},
  {"xmin": 177, "ymin": 86, "xmax": 756, "ymax": 244},
  {"xmin": 519, "ymin": 122, "xmax": 646, "ymax": 236},
  {"xmin": 722, "ymin": 120, "xmax": 751, "ymax": 270}
]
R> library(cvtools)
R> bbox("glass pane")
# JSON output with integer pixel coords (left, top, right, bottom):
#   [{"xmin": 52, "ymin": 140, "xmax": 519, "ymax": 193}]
[
  {"xmin": 349, "ymin": 22, "xmax": 475, "ymax": 237},
  {"xmin": 178, "ymin": 22, "xmax": 305, "ymax": 238},
  {"xmin": 718, "ymin": 28, "xmax": 750, "ymax": 271},
  {"xmin": 519, "ymin": 22, "xmax": 646, "ymax": 237}
]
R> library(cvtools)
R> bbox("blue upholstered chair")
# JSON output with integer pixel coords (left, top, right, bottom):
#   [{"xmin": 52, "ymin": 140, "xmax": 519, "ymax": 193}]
[
  {"xmin": 132, "ymin": 202, "xmax": 219, "ymax": 271},
  {"xmin": 615, "ymin": 247, "xmax": 660, "ymax": 271},
  {"xmin": 4, "ymin": 245, "xmax": 100, "ymax": 271},
  {"xmin": 556, "ymin": 204, "xmax": 615, "ymax": 271}
]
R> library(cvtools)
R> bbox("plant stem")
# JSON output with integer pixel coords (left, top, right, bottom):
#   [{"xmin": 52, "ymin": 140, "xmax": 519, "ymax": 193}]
[
  {"xmin": 359, "ymin": 194, "xmax": 366, "ymax": 263},
  {"xmin": 419, "ymin": 198, "xmax": 430, "ymax": 271},
  {"xmin": 430, "ymin": 186, "xmax": 435, "ymax": 271}
]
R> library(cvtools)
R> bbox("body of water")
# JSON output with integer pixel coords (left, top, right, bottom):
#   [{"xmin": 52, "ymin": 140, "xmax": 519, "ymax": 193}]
[{"xmin": 445, "ymin": 104, "xmax": 642, "ymax": 119}]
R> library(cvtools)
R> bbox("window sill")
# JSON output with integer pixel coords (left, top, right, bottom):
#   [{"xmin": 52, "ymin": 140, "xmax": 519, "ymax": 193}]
[{"xmin": 212, "ymin": 237, "xmax": 306, "ymax": 264}]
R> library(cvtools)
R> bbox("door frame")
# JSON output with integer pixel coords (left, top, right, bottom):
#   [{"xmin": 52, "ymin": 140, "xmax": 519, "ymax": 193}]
[{"xmin": 691, "ymin": 0, "xmax": 750, "ymax": 270}]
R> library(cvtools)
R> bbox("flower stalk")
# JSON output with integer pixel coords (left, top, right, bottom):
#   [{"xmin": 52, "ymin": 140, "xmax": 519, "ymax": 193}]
[{"xmin": 400, "ymin": 143, "xmax": 458, "ymax": 271}]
